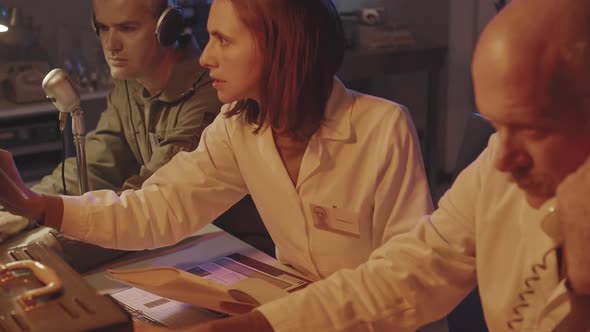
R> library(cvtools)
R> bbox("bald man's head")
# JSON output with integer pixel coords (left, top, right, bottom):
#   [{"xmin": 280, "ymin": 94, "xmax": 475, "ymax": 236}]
[
  {"xmin": 472, "ymin": 0, "xmax": 590, "ymax": 208},
  {"xmin": 473, "ymin": 0, "xmax": 590, "ymax": 116}
]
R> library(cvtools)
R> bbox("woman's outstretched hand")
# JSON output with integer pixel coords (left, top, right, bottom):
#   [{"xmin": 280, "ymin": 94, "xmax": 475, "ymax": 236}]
[{"xmin": 0, "ymin": 149, "xmax": 45, "ymax": 222}]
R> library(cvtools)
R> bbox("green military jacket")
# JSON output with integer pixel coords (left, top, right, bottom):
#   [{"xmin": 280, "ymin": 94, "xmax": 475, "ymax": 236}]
[{"xmin": 33, "ymin": 41, "xmax": 221, "ymax": 195}]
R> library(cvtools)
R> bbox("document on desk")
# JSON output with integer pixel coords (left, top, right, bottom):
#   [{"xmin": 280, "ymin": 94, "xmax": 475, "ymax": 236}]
[{"xmin": 108, "ymin": 253, "xmax": 312, "ymax": 328}]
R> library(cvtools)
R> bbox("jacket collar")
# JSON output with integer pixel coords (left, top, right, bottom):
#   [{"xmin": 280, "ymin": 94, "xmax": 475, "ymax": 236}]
[
  {"xmin": 142, "ymin": 38, "xmax": 209, "ymax": 104},
  {"xmin": 315, "ymin": 77, "xmax": 355, "ymax": 141}
]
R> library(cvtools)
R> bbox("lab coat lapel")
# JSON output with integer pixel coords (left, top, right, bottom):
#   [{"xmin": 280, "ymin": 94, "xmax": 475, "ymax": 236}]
[
  {"xmin": 255, "ymin": 127, "xmax": 312, "ymax": 262},
  {"xmin": 296, "ymin": 138, "xmax": 321, "ymax": 190},
  {"xmin": 297, "ymin": 78, "xmax": 355, "ymax": 188},
  {"xmin": 257, "ymin": 128, "xmax": 300, "ymax": 195}
]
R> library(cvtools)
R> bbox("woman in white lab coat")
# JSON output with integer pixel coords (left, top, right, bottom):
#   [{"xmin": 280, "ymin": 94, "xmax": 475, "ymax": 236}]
[{"xmin": 0, "ymin": 0, "xmax": 431, "ymax": 286}]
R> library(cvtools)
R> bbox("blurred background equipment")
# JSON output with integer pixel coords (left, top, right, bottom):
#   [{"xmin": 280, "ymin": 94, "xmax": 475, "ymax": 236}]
[
  {"xmin": 359, "ymin": 7, "xmax": 385, "ymax": 25},
  {"xmin": 0, "ymin": 61, "xmax": 49, "ymax": 104},
  {"xmin": 176, "ymin": 0, "xmax": 212, "ymax": 49},
  {"xmin": 358, "ymin": 22, "xmax": 416, "ymax": 50},
  {"xmin": 340, "ymin": 7, "xmax": 415, "ymax": 50},
  {"xmin": 0, "ymin": 6, "xmax": 16, "ymax": 32},
  {"xmin": 0, "ymin": 5, "xmax": 48, "ymax": 62},
  {"xmin": 0, "ymin": 4, "xmax": 50, "ymax": 104},
  {"xmin": 340, "ymin": 7, "xmax": 386, "ymax": 26}
]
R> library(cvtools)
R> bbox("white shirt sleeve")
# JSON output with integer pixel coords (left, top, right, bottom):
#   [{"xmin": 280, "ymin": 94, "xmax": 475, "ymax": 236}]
[
  {"xmin": 59, "ymin": 112, "xmax": 247, "ymax": 250},
  {"xmin": 373, "ymin": 105, "xmax": 434, "ymax": 246},
  {"xmin": 256, "ymin": 145, "xmax": 494, "ymax": 332}
]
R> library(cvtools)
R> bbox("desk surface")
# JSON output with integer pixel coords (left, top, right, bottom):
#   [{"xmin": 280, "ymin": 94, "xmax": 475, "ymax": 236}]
[
  {"xmin": 82, "ymin": 224, "xmax": 293, "ymax": 328},
  {"xmin": 0, "ymin": 224, "xmax": 288, "ymax": 328}
]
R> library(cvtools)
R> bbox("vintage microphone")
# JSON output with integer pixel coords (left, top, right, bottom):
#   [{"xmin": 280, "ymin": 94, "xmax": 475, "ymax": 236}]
[{"xmin": 42, "ymin": 68, "xmax": 89, "ymax": 194}]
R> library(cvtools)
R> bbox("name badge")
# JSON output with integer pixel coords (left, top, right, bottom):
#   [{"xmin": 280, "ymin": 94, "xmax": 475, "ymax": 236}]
[{"xmin": 310, "ymin": 203, "xmax": 360, "ymax": 237}]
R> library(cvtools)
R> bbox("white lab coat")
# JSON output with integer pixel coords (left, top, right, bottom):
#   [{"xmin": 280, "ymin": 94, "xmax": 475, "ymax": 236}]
[
  {"xmin": 59, "ymin": 79, "xmax": 432, "ymax": 280},
  {"xmin": 257, "ymin": 134, "xmax": 570, "ymax": 332}
]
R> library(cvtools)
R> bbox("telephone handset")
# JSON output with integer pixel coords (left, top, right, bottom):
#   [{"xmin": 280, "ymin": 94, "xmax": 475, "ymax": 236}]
[
  {"xmin": 540, "ymin": 200, "xmax": 562, "ymax": 246},
  {"xmin": 507, "ymin": 199, "xmax": 562, "ymax": 330}
]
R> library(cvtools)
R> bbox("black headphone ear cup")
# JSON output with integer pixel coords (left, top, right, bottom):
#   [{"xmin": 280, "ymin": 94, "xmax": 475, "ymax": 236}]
[{"xmin": 156, "ymin": 6, "xmax": 184, "ymax": 47}]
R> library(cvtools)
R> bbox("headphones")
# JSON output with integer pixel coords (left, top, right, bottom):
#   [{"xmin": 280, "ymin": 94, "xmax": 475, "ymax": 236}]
[{"xmin": 92, "ymin": 2, "xmax": 184, "ymax": 47}]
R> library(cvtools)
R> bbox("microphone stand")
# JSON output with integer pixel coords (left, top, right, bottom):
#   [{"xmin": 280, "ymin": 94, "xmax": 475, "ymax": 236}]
[
  {"xmin": 70, "ymin": 110, "xmax": 88, "ymax": 194},
  {"xmin": 43, "ymin": 67, "xmax": 89, "ymax": 194}
]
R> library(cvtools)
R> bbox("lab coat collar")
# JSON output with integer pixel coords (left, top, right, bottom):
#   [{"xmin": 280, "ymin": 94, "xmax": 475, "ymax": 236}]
[
  {"xmin": 229, "ymin": 77, "xmax": 354, "ymax": 140},
  {"xmin": 315, "ymin": 77, "xmax": 355, "ymax": 141}
]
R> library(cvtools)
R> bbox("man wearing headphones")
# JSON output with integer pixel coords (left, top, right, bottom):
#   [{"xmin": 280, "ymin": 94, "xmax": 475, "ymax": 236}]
[{"xmin": 0, "ymin": 0, "xmax": 225, "ymax": 271}]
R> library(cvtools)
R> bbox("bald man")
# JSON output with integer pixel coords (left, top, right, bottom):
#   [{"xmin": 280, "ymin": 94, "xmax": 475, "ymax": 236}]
[{"xmin": 145, "ymin": 0, "xmax": 588, "ymax": 331}]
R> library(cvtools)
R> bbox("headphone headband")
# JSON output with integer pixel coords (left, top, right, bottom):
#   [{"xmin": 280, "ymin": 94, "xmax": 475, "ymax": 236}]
[
  {"xmin": 155, "ymin": 5, "xmax": 184, "ymax": 47},
  {"xmin": 91, "ymin": 4, "xmax": 184, "ymax": 47}
]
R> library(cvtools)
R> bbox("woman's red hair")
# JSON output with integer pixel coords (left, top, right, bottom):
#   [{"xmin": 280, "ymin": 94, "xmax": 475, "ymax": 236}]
[{"xmin": 225, "ymin": 0, "xmax": 346, "ymax": 140}]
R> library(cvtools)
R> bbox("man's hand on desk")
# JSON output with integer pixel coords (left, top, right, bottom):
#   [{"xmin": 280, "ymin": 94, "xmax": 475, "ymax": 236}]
[{"xmin": 133, "ymin": 310, "xmax": 274, "ymax": 332}]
